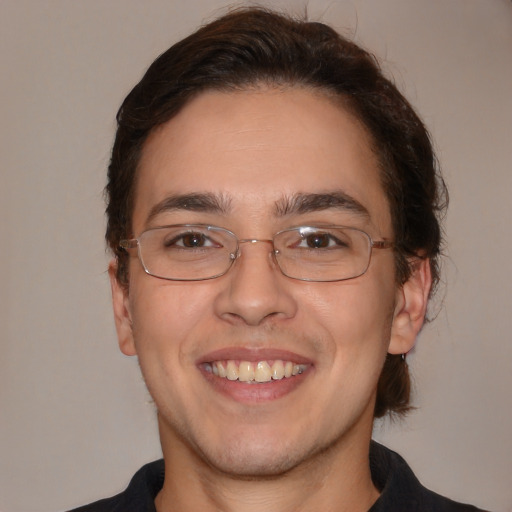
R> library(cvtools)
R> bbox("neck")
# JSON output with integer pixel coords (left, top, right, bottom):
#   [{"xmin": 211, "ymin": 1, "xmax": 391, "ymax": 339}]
[{"xmin": 155, "ymin": 414, "xmax": 379, "ymax": 512}]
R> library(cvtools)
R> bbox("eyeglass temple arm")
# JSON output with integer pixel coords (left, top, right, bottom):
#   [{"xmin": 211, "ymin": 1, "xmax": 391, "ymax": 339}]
[
  {"xmin": 372, "ymin": 240, "xmax": 394, "ymax": 250},
  {"xmin": 119, "ymin": 239, "xmax": 138, "ymax": 250}
]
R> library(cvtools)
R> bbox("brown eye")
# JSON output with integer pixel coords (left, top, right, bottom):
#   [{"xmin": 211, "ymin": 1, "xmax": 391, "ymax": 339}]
[
  {"xmin": 181, "ymin": 233, "xmax": 206, "ymax": 247},
  {"xmin": 163, "ymin": 231, "xmax": 214, "ymax": 249},
  {"xmin": 305, "ymin": 233, "xmax": 331, "ymax": 248}
]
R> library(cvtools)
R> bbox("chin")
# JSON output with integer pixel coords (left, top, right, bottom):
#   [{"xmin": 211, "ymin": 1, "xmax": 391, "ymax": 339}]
[
  {"xmin": 206, "ymin": 448, "xmax": 302, "ymax": 479},
  {"xmin": 197, "ymin": 430, "xmax": 331, "ymax": 479}
]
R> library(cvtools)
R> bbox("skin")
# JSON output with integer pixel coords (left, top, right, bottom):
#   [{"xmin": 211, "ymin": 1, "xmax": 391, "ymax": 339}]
[{"xmin": 110, "ymin": 87, "xmax": 431, "ymax": 512}]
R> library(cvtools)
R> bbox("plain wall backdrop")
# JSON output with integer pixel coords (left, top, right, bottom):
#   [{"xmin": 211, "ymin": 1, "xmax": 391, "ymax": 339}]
[{"xmin": 1, "ymin": 1, "xmax": 511, "ymax": 511}]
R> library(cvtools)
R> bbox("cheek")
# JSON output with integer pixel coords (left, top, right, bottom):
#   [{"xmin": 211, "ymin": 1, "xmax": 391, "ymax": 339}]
[
  {"xmin": 129, "ymin": 279, "xmax": 217, "ymax": 354},
  {"xmin": 307, "ymin": 275, "xmax": 397, "ymax": 359},
  {"xmin": 127, "ymin": 281, "xmax": 220, "ymax": 412}
]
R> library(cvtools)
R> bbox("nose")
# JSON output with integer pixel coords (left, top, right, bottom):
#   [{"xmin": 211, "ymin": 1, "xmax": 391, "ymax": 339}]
[{"xmin": 213, "ymin": 239, "xmax": 298, "ymax": 326}]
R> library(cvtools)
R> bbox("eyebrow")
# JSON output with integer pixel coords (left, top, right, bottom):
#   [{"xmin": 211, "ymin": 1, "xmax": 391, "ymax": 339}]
[
  {"xmin": 145, "ymin": 190, "xmax": 369, "ymax": 226},
  {"xmin": 274, "ymin": 191, "xmax": 370, "ymax": 218},
  {"xmin": 146, "ymin": 192, "xmax": 232, "ymax": 225}
]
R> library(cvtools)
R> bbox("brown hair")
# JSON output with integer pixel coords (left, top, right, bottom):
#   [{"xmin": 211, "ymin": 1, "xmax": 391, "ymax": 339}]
[{"xmin": 105, "ymin": 7, "xmax": 447, "ymax": 418}]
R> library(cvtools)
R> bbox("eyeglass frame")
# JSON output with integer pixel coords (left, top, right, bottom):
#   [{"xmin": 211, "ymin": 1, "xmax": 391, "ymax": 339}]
[{"xmin": 119, "ymin": 224, "xmax": 394, "ymax": 283}]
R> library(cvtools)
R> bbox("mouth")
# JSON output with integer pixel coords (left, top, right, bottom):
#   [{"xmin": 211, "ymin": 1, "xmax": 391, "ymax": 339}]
[
  {"xmin": 198, "ymin": 349, "xmax": 312, "ymax": 402},
  {"xmin": 202, "ymin": 359, "xmax": 308, "ymax": 383}
]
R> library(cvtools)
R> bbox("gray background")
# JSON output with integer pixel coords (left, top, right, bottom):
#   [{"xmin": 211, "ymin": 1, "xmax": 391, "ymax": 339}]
[{"xmin": 1, "ymin": 1, "xmax": 511, "ymax": 511}]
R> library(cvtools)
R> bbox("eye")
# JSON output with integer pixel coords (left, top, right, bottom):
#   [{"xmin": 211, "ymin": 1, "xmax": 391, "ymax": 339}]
[
  {"xmin": 296, "ymin": 231, "xmax": 350, "ymax": 250},
  {"xmin": 304, "ymin": 233, "xmax": 333, "ymax": 249},
  {"xmin": 164, "ymin": 231, "xmax": 221, "ymax": 249},
  {"xmin": 180, "ymin": 232, "xmax": 207, "ymax": 248}
]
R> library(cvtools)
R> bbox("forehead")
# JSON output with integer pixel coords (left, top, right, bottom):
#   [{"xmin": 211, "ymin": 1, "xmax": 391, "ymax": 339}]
[{"xmin": 133, "ymin": 87, "xmax": 391, "ymax": 234}]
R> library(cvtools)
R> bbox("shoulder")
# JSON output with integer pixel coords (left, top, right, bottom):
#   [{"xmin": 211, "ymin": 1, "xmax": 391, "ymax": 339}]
[
  {"xmin": 67, "ymin": 459, "xmax": 164, "ymax": 512},
  {"xmin": 369, "ymin": 442, "xmax": 488, "ymax": 512}
]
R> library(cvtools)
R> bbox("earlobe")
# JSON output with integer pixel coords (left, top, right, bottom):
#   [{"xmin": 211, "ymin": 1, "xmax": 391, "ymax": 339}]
[
  {"xmin": 108, "ymin": 260, "xmax": 137, "ymax": 356},
  {"xmin": 388, "ymin": 258, "xmax": 432, "ymax": 355}
]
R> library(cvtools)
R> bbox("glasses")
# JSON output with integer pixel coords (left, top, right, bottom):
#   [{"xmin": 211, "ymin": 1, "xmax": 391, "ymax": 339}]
[{"xmin": 120, "ymin": 224, "xmax": 393, "ymax": 282}]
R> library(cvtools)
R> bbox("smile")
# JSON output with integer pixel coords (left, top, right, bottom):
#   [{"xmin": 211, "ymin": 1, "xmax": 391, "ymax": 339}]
[{"xmin": 203, "ymin": 360, "xmax": 308, "ymax": 383}]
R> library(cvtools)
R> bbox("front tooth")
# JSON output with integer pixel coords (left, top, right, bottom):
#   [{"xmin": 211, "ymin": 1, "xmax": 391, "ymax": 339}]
[
  {"xmin": 238, "ymin": 361, "xmax": 255, "ymax": 382},
  {"xmin": 284, "ymin": 361, "xmax": 293, "ymax": 378},
  {"xmin": 255, "ymin": 361, "xmax": 272, "ymax": 382},
  {"xmin": 271, "ymin": 360, "xmax": 285, "ymax": 380},
  {"xmin": 226, "ymin": 360, "xmax": 239, "ymax": 381}
]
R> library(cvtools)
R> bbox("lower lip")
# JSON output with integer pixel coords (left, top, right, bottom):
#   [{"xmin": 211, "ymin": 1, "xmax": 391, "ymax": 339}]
[{"xmin": 200, "ymin": 367, "xmax": 310, "ymax": 404}]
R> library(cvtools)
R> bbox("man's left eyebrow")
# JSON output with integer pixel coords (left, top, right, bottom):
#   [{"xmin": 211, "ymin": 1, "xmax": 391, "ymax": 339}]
[
  {"xmin": 146, "ymin": 192, "xmax": 232, "ymax": 225},
  {"xmin": 274, "ymin": 192, "xmax": 370, "ymax": 218}
]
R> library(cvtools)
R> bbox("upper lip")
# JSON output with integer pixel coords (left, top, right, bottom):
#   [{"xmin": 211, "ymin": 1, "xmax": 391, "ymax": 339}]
[{"xmin": 197, "ymin": 347, "xmax": 313, "ymax": 365}]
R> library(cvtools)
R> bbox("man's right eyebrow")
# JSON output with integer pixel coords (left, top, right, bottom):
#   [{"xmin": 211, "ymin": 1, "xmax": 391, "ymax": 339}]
[{"xmin": 145, "ymin": 193, "xmax": 232, "ymax": 225}]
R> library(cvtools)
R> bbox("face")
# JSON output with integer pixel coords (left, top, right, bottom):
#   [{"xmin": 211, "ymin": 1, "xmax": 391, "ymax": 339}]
[{"xmin": 111, "ymin": 88, "xmax": 427, "ymax": 477}]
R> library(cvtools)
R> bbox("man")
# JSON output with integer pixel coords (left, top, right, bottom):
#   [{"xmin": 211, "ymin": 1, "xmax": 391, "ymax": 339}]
[{"xmin": 73, "ymin": 7, "xmax": 485, "ymax": 512}]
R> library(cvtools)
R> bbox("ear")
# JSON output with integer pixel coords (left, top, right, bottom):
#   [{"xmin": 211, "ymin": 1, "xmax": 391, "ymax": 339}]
[
  {"xmin": 388, "ymin": 258, "xmax": 432, "ymax": 355},
  {"xmin": 109, "ymin": 259, "xmax": 137, "ymax": 356}
]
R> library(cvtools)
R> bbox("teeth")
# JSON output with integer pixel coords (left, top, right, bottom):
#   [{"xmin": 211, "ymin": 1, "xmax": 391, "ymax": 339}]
[
  {"xmin": 210, "ymin": 359, "xmax": 307, "ymax": 383},
  {"xmin": 226, "ymin": 361, "xmax": 238, "ymax": 381},
  {"xmin": 255, "ymin": 361, "xmax": 271, "ymax": 382},
  {"xmin": 217, "ymin": 361, "xmax": 227, "ymax": 378},
  {"xmin": 271, "ymin": 360, "xmax": 285, "ymax": 380},
  {"xmin": 238, "ymin": 361, "xmax": 255, "ymax": 382}
]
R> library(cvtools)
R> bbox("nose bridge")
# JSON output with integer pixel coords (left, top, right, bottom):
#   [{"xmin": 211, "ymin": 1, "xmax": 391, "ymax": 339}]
[
  {"xmin": 238, "ymin": 238, "xmax": 274, "ymax": 248},
  {"xmin": 234, "ymin": 238, "xmax": 277, "ymax": 266},
  {"xmin": 235, "ymin": 237, "xmax": 280, "ymax": 280},
  {"xmin": 215, "ymin": 235, "xmax": 296, "ymax": 326}
]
